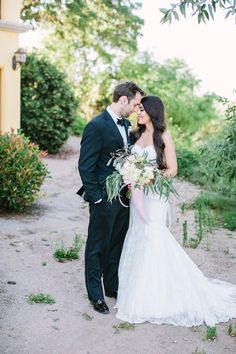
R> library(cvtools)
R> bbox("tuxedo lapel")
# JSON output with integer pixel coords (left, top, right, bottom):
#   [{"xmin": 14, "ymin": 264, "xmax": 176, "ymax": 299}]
[
  {"xmin": 104, "ymin": 110, "xmax": 124, "ymax": 148},
  {"xmin": 123, "ymin": 120, "xmax": 131, "ymax": 146}
]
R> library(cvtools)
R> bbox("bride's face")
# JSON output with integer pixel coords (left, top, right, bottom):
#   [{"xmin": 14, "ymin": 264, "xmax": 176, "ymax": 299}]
[{"xmin": 137, "ymin": 104, "xmax": 151, "ymax": 125}]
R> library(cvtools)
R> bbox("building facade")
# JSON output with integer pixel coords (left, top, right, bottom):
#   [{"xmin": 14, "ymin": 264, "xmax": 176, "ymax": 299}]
[{"xmin": 0, "ymin": 0, "xmax": 29, "ymax": 132}]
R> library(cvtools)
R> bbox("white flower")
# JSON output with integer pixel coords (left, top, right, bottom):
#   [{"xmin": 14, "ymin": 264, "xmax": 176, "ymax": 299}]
[
  {"xmin": 115, "ymin": 162, "xmax": 122, "ymax": 171},
  {"xmin": 127, "ymin": 155, "xmax": 136, "ymax": 162},
  {"xmin": 143, "ymin": 166, "xmax": 154, "ymax": 180},
  {"xmin": 122, "ymin": 160, "xmax": 132, "ymax": 170}
]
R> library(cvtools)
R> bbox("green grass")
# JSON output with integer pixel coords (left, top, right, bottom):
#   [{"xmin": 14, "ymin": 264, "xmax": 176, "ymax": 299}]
[
  {"xmin": 27, "ymin": 293, "xmax": 55, "ymax": 305},
  {"xmin": 82, "ymin": 313, "xmax": 93, "ymax": 321},
  {"xmin": 113, "ymin": 322, "xmax": 135, "ymax": 330},
  {"xmin": 192, "ymin": 348, "xmax": 206, "ymax": 354},
  {"xmin": 182, "ymin": 220, "xmax": 188, "ymax": 247},
  {"xmin": 193, "ymin": 192, "xmax": 236, "ymax": 231},
  {"xmin": 206, "ymin": 326, "xmax": 217, "ymax": 341},
  {"xmin": 228, "ymin": 322, "xmax": 236, "ymax": 336},
  {"xmin": 53, "ymin": 234, "xmax": 84, "ymax": 262},
  {"xmin": 180, "ymin": 202, "xmax": 189, "ymax": 214}
]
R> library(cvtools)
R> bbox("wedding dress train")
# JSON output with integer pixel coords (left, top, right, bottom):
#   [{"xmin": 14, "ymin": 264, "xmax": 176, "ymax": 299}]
[{"xmin": 116, "ymin": 144, "xmax": 236, "ymax": 326}]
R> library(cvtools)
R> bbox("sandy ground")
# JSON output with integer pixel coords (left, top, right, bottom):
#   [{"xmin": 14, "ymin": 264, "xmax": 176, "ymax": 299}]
[{"xmin": 0, "ymin": 136, "xmax": 236, "ymax": 354}]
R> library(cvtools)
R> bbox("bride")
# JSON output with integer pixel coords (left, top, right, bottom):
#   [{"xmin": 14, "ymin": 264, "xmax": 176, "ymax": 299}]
[{"xmin": 116, "ymin": 95, "xmax": 236, "ymax": 326}]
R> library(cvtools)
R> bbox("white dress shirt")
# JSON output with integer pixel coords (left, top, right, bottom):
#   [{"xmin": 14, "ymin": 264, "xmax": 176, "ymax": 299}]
[{"xmin": 106, "ymin": 106, "xmax": 127, "ymax": 145}]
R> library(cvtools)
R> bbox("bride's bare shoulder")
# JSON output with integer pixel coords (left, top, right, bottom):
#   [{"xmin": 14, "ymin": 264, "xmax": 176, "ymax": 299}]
[{"xmin": 162, "ymin": 130, "xmax": 173, "ymax": 142}]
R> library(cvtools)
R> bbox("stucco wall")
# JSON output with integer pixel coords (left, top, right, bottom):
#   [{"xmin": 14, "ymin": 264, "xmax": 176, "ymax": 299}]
[
  {"xmin": 0, "ymin": 32, "xmax": 21, "ymax": 132},
  {"xmin": 1, "ymin": 0, "xmax": 22, "ymax": 22},
  {"xmin": 0, "ymin": 0, "xmax": 22, "ymax": 132}
]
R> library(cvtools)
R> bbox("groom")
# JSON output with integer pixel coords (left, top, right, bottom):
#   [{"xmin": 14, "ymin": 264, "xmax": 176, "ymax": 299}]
[{"xmin": 78, "ymin": 82, "xmax": 144, "ymax": 314}]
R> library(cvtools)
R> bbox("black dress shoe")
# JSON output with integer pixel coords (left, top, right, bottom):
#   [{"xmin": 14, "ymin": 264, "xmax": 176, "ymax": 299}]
[
  {"xmin": 105, "ymin": 291, "xmax": 118, "ymax": 299},
  {"xmin": 90, "ymin": 300, "xmax": 110, "ymax": 314}
]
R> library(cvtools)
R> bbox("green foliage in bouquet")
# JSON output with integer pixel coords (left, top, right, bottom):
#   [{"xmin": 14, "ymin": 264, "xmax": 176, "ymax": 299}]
[
  {"xmin": 106, "ymin": 173, "xmax": 124, "ymax": 203},
  {"xmin": 21, "ymin": 52, "xmax": 78, "ymax": 153},
  {"xmin": 0, "ymin": 131, "xmax": 49, "ymax": 211},
  {"xmin": 106, "ymin": 147, "xmax": 178, "ymax": 203}
]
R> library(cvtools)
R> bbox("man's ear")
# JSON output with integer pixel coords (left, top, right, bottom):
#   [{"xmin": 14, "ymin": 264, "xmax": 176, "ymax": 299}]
[{"xmin": 119, "ymin": 96, "xmax": 128, "ymax": 105}]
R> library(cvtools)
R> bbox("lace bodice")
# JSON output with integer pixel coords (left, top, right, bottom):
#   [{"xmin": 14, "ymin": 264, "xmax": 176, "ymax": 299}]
[{"xmin": 132, "ymin": 144, "xmax": 157, "ymax": 160}]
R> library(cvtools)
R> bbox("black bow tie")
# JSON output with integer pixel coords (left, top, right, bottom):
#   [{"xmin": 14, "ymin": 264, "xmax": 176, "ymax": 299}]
[{"xmin": 117, "ymin": 118, "xmax": 125, "ymax": 126}]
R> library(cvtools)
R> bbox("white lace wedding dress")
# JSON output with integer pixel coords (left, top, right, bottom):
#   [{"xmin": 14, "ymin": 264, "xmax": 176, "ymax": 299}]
[{"xmin": 116, "ymin": 144, "xmax": 236, "ymax": 326}]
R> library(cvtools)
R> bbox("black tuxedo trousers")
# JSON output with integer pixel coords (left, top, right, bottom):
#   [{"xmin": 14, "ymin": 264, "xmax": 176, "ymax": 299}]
[
  {"xmin": 86, "ymin": 199, "xmax": 129, "ymax": 300},
  {"xmin": 78, "ymin": 110, "xmax": 131, "ymax": 301}
]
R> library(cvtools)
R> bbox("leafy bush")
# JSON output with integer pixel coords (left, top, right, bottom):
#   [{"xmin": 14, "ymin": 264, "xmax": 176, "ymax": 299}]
[
  {"xmin": 196, "ymin": 99, "xmax": 236, "ymax": 197},
  {"xmin": 177, "ymin": 99, "xmax": 236, "ymax": 198},
  {"xmin": 21, "ymin": 52, "xmax": 78, "ymax": 153},
  {"xmin": 193, "ymin": 192, "xmax": 236, "ymax": 231},
  {"xmin": 176, "ymin": 146, "xmax": 201, "ymax": 181},
  {"xmin": 71, "ymin": 115, "xmax": 87, "ymax": 136},
  {"xmin": 0, "ymin": 132, "xmax": 49, "ymax": 211}
]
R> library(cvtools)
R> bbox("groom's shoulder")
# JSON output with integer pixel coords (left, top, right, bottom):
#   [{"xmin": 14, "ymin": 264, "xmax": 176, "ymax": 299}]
[{"xmin": 88, "ymin": 110, "xmax": 107, "ymax": 126}]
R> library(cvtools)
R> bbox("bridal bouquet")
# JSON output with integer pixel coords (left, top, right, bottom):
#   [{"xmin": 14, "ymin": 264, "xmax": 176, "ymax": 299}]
[{"xmin": 106, "ymin": 146, "xmax": 178, "ymax": 204}]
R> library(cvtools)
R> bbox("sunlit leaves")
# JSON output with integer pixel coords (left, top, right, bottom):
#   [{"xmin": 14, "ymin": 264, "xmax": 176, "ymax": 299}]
[{"xmin": 160, "ymin": 0, "xmax": 236, "ymax": 24}]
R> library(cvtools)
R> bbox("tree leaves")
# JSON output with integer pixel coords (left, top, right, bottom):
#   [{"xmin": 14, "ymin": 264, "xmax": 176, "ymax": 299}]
[
  {"xmin": 160, "ymin": 0, "xmax": 236, "ymax": 24},
  {"xmin": 22, "ymin": 1, "xmax": 143, "ymax": 62}
]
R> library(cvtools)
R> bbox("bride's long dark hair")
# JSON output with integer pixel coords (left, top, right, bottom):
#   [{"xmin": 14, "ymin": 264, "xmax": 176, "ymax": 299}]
[{"xmin": 133, "ymin": 95, "xmax": 167, "ymax": 170}]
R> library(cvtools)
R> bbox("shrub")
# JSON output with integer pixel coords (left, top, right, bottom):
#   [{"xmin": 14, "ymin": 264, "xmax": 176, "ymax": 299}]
[
  {"xmin": 176, "ymin": 146, "xmax": 201, "ymax": 181},
  {"xmin": 71, "ymin": 115, "xmax": 87, "ymax": 136},
  {"xmin": 198, "ymin": 100, "xmax": 236, "ymax": 197},
  {"xmin": 0, "ymin": 132, "xmax": 49, "ymax": 211},
  {"xmin": 193, "ymin": 192, "xmax": 236, "ymax": 231},
  {"xmin": 21, "ymin": 52, "xmax": 78, "ymax": 153}
]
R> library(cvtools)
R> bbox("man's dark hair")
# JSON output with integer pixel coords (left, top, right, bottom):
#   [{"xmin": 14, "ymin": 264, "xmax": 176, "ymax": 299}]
[{"xmin": 113, "ymin": 81, "xmax": 145, "ymax": 103}]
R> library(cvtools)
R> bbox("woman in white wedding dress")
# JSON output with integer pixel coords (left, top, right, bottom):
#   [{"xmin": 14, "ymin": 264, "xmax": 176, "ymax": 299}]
[{"xmin": 116, "ymin": 95, "xmax": 236, "ymax": 326}]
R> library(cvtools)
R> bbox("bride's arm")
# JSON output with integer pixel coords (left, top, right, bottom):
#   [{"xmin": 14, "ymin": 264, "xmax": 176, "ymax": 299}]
[{"xmin": 162, "ymin": 130, "xmax": 178, "ymax": 177}]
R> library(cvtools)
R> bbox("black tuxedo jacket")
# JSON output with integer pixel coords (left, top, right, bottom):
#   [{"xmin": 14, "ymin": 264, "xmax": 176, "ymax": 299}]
[{"xmin": 78, "ymin": 110, "xmax": 131, "ymax": 203}]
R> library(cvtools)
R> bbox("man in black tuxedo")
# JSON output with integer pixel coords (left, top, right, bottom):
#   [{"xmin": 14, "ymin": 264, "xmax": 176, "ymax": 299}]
[{"xmin": 78, "ymin": 82, "xmax": 144, "ymax": 314}]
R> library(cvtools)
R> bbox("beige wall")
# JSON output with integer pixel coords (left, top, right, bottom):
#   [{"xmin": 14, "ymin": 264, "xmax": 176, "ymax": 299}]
[
  {"xmin": 1, "ymin": 0, "xmax": 22, "ymax": 22},
  {"xmin": 0, "ymin": 32, "xmax": 21, "ymax": 132},
  {"xmin": 0, "ymin": 0, "xmax": 23, "ymax": 133}
]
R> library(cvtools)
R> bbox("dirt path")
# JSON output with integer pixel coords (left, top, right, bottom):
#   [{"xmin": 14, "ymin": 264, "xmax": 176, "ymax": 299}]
[{"xmin": 0, "ymin": 136, "xmax": 236, "ymax": 354}]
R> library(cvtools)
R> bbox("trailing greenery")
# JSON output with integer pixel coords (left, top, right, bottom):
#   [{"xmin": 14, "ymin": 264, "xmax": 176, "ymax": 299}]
[
  {"xmin": 21, "ymin": 52, "xmax": 78, "ymax": 153},
  {"xmin": 27, "ymin": 293, "xmax": 55, "ymax": 305},
  {"xmin": 0, "ymin": 131, "xmax": 49, "ymax": 211},
  {"xmin": 53, "ymin": 234, "xmax": 84, "ymax": 262}
]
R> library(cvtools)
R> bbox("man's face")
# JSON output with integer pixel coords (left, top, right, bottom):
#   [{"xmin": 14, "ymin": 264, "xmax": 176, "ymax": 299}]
[{"xmin": 122, "ymin": 92, "xmax": 142, "ymax": 117}]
